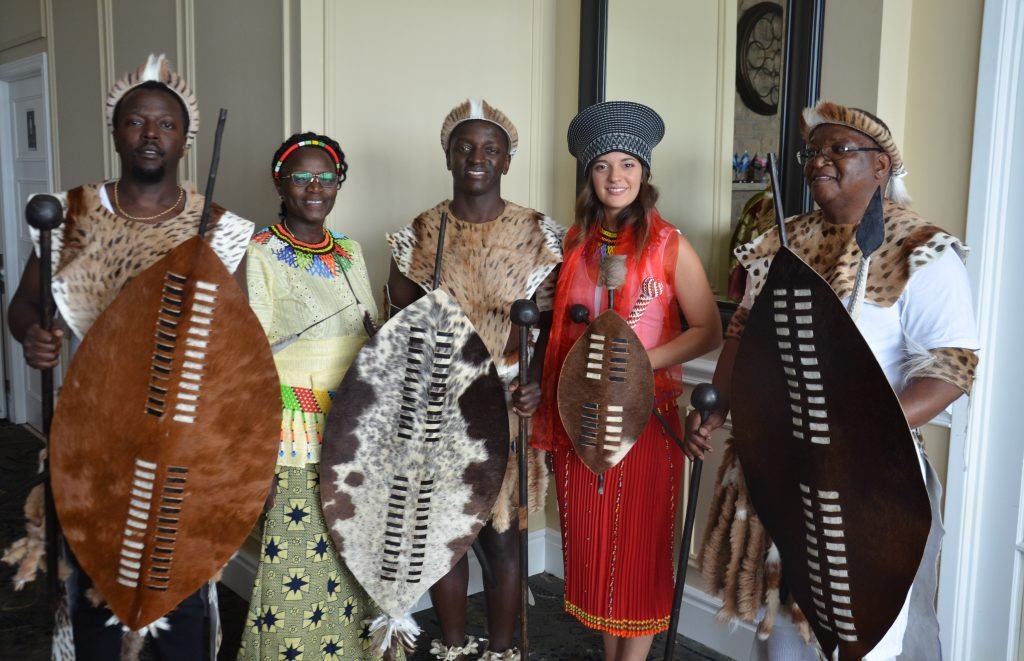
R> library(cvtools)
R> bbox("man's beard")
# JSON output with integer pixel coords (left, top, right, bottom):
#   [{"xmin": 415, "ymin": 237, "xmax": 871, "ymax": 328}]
[{"xmin": 130, "ymin": 163, "xmax": 166, "ymax": 184}]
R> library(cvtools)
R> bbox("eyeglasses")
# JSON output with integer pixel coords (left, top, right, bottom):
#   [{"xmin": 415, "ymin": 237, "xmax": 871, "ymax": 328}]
[
  {"xmin": 796, "ymin": 144, "xmax": 884, "ymax": 165},
  {"xmin": 281, "ymin": 171, "xmax": 340, "ymax": 188}
]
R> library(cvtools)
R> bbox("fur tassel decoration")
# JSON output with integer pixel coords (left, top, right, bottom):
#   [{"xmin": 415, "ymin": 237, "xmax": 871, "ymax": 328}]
[
  {"xmin": 737, "ymin": 513, "xmax": 767, "ymax": 621},
  {"xmin": 120, "ymin": 631, "xmax": 145, "ymax": 661},
  {"xmin": 2, "ymin": 483, "xmax": 46, "ymax": 588},
  {"xmin": 598, "ymin": 254, "xmax": 627, "ymax": 290},
  {"xmin": 368, "ymin": 612, "xmax": 421, "ymax": 654},
  {"xmin": 791, "ymin": 602, "xmax": 813, "ymax": 644},
  {"xmin": 720, "ymin": 480, "xmax": 751, "ymax": 621},
  {"xmin": 887, "ymin": 167, "xmax": 912, "ymax": 206},
  {"xmin": 699, "ymin": 443, "xmax": 738, "ymax": 581},
  {"xmin": 106, "ymin": 615, "xmax": 171, "ymax": 661},
  {"xmin": 756, "ymin": 543, "xmax": 782, "ymax": 641},
  {"xmin": 704, "ymin": 470, "xmax": 738, "ymax": 602},
  {"xmin": 900, "ymin": 330, "xmax": 937, "ymax": 391}
]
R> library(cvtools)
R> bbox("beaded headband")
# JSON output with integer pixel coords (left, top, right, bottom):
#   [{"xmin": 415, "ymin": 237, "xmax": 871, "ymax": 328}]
[{"xmin": 273, "ymin": 139, "xmax": 342, "ymax": 178}]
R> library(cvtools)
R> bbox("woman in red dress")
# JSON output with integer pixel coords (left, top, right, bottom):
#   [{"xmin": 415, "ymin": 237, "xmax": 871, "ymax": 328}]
[{"xmin": 533, "ymin": 101, "xmax": 722, "ymax": 660}]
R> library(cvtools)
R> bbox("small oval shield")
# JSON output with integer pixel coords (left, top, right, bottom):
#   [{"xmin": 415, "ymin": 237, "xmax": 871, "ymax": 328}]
[
  {"xmin": 50, "ymin": 236, "xmax": 280, "ymax": 630},
  {"xmin": 557, "ymin": 310, "xmax": 654, "ymax": 475},
  {"xmin": 320, "ymin": 289, "xmax": 509, "ymax": 619}
]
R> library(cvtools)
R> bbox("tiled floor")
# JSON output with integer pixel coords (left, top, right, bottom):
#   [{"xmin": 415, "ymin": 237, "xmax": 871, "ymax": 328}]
[{"xmin": 0, "ymin": 420, "xmax": 728, "ymax": 660}]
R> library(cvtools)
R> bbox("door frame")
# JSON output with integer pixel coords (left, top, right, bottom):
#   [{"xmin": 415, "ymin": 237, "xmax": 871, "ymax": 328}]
[
  {"xmin": 0, "ymin": 51, "xmax": 55, "ymax": 424},
  {"xmin": 937, "ymin": 0, "xmax": 1024, "ymax": 657}
]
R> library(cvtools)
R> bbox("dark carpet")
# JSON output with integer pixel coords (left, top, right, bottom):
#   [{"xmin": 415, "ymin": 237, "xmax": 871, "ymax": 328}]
[{"xmin": 0, "ymin": 420, "xmax": 727, "ymax": 660}]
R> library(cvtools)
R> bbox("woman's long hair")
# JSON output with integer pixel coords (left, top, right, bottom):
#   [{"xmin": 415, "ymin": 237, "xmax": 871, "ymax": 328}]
[{"xmin": 569, "ymin": 166, "xmax": 660, "ymax": 257}]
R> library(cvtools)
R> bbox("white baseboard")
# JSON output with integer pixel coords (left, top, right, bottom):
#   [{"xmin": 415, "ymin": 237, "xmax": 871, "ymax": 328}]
[
  {"xmin": 544, "ymin": 527, "xmax": 564, "ymax": 579},
  {"xmin": 678, "ymin": 588, "xmax": 756, "ymax": 660}
]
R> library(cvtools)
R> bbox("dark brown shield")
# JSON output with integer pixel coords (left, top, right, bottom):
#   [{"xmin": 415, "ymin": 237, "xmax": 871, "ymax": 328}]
[
  {"xmin": 50, "ymin": 236, "xmax": 280, "ymax": 630},
  {"xmin": 557, "ymin": 310, "xmax": 654, "ymax": 475},
  {"xmin": 320, "ymin": 289, "xmax": 509, "ymax": 619},
  {"xmin": 731, "ymin": 247, "xmax": 931, "ymax": 659}
]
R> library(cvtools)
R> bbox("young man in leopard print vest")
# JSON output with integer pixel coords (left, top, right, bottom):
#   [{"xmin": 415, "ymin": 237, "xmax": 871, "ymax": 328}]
[{"xmin": 385, "ymin": 98, "xmax": 564, "ymax": 661}]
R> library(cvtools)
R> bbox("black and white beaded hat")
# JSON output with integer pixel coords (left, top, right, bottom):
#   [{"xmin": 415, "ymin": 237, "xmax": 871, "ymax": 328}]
[{"xmin": 567, "ymin": 101, "xmax": 665, "ymax": 172}]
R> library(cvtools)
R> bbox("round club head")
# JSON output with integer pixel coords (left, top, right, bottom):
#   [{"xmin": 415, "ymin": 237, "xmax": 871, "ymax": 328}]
[
  {"xmin": 511, "ymin": 299, "xmax": 540, "ymax": 327},
  {"xmin": 25, "ymin": 195, "xmax": 64, "ymax": 231},
  {"xmin": 569, "ymin": 304, "xmax": 591, "ymax": 325},
  {"xmin": 690, "ymin": 383, "xmax": 720, "ymax": 416}
]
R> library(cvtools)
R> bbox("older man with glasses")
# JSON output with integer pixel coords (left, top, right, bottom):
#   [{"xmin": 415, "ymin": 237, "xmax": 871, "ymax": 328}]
[{"xmin": 686, "ymin": 100, "xmax": 979, "ymax": 661}]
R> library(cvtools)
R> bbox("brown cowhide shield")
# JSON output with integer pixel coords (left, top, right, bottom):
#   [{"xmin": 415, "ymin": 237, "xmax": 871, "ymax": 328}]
[
  {"xmin": 557, "ymin": 310, "xmax": 654, "ymax": 475},
  {"xmin": 50, "ymin": 236, "xmax": 280, "ymax": 630},
  {"xmin": 731, "ymin": 247, "xmax": 931, "ymax": 660},
  {"xmin": 320, "ymin": 289, "xmax": 508, "ymax": 619}
]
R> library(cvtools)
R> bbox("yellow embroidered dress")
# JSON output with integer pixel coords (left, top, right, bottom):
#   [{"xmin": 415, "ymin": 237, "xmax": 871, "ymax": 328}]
[{"xmin": 238, "ymin": 224, "xmax": 388, "ymax": 661}]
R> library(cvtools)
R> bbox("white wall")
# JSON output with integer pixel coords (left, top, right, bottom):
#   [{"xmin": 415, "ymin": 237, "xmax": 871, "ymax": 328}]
[
  {"xmin": 297, "ymin": 0, "xmax": 566, "ymax": 310},
  {"xmin": 606, "ymin": 0, "xmax": 736, "ymax": 291}
]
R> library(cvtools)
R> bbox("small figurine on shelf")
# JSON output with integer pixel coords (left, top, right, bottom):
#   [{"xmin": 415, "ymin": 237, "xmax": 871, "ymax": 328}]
[
  {"xmin": 749, "ymin": 153, "xmax": 768, "ymax": 183},
  {"xmin": 732, "ymin": 150, "xmax": 751, "ymax": 182}
]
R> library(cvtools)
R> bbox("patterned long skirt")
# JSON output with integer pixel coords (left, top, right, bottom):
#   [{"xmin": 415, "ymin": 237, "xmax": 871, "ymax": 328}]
[
  {"xmin": 238, "ymin": 464, "xmax": 389, "ymax": 660},
  {"xmin": 553, "ymin": 405, "xmax": 684, "ymax": 638}
]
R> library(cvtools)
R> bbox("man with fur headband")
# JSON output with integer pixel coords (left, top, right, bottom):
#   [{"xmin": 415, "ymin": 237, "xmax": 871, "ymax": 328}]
[
  {"xmin": 7, "ymin": 54, "xmax": 254, "ymax": 659},
  {"xmin": 385, "ymin": 98, "xmax": 564, "ymax": 660},
  {"xmin": 685, "ymin": 101, "xmax": 979, "ymax": 660}
]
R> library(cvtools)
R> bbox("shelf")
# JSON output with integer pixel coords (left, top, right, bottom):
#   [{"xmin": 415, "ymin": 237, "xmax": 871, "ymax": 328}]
[{"xmin": 731, "ymin": 182, "xmax": 769, "ymax": 191}]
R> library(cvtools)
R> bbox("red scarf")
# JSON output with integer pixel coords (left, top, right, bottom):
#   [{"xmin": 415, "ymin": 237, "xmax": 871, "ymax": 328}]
[{"xmin": 532, "ymin": 210, "xmax": 683, "ymax": 451}]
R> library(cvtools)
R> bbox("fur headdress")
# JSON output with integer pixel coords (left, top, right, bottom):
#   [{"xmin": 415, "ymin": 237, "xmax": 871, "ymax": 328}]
[
  {"xmin": 106, "ymin": 53, "xmax": 199, "ymax": 148},
  {"xmin": 440, "ymin": 98, "xmax": 518, "ymax": 155},
  {"xmin": 800, "ymin": 100, "xmax": 911, "ymax": 205}
]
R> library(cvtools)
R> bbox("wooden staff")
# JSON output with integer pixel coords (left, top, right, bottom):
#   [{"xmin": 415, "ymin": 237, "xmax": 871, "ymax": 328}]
[
  {"xmin": 510, "ymin": 298, "xmax": 539, "ymax": 658},
  {"xmin": 24, "ymin": 193, "xmax": 64, "ymax": 608},
  {"xmin": 768, "ymin": 153, "xmax": 789, "ymax": 248},
  {"xmin": 197, "ymin": 108, "xmax": 228, "ymax": 237},
  {"xmin": 663, "ymin": 383, "xmax": 719, "ymax": 661}
]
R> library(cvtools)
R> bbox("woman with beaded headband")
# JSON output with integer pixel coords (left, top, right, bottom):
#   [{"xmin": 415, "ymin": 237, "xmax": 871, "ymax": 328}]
[
  {"xmin": 532, "ymin": 101, "xmax": 722, "ymax": 660},
  {"xmin": 238, "ymin": 132, "xmax": 394, "ymax": 660},
  {"xmin": 686, "ymin": 101, "xmax": 980, "ymax": 660}
]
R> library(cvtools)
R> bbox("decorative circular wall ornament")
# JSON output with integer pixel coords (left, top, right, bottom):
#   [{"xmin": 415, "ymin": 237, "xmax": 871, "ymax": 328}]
[{"xmin": 737, "ymin": 2, "xmax": 784, "ymax": 116}]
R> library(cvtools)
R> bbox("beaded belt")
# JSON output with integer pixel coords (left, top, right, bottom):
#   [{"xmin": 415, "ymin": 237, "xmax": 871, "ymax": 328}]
[{"xmin": 280, "ymin": 384, "xmax": 335, "ymax": 414}]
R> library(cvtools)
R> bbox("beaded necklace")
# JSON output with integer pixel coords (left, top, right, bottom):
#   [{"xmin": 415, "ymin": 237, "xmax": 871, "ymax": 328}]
[
  {"xmin": 598, "ymin": 225, "xmax": 620, "ymax": 258},
  {"xmin": 253, "ymin": 223, "xmax": 355, "ymax": 278}
]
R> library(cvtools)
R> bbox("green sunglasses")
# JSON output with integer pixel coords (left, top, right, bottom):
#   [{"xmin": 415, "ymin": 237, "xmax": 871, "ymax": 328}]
[{"xmin": 282, "ymin": 171, "xmax": 340, "ymax": 188}]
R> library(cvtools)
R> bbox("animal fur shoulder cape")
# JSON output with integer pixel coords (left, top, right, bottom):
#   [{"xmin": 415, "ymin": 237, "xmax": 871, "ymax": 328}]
[
  {"xmin": 29, "ymin": 182, "xmax": 253, "ymax": 340},
  {"xmin": 734, "ymin": 200, "xmax": 966, "ymax": 309},
  {"xmin": 387, "ymin": 200, "xmax": 564, "ymax": 372}
]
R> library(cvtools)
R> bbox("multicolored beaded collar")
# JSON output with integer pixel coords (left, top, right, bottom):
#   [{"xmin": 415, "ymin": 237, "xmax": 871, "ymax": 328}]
[
  {"xmin": 598, "ymin": 226, "xmax": 619, "ymax": 258},
  {"xmin": 272, "ymin": 139, "xmax": 342, "ymax": 179},
  {"xmin": 253, "ymin": 223, "xmax": 354, "ymax": 278}
]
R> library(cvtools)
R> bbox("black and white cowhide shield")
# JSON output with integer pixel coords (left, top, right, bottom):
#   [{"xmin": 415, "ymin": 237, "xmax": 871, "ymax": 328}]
[
  {"xmin": 320, "ymin": 289, "xmax": 509, "ymax": 620},
  {"xmin": 556, "ymin": 310, "xmax": 654, "ymax": 476},
  {"xmin": 50, "ymin": 236, "xmax": 280, "ymax": 631},
  {"xmin": 731, "ymin": 247, "xmax": 931, "ymax": 660}
]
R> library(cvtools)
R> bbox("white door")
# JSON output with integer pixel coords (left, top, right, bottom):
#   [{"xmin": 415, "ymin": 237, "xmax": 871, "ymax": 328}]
[{"xmin": 0, "ymin": 53, "xmax": 55, "ymax": 430}]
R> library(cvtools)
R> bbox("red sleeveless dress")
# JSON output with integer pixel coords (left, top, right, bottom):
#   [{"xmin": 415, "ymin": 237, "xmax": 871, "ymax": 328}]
[{"xmin": 533, "ymin": 211, "xmax": 685, "ymax": 637}]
